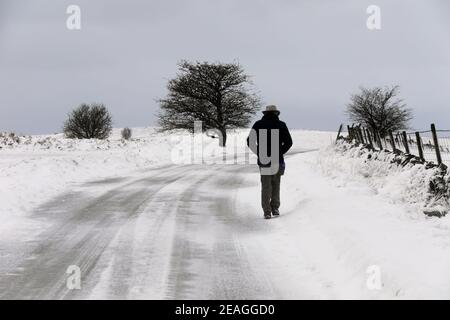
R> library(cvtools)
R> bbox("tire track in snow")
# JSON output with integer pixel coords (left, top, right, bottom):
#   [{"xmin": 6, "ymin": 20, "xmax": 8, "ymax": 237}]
[
  {"xmin": 164, "ymin": 164, "xmax": 275, "ymax": 299},
  {"xmin": 0, "ymin": 165, "xmax": 189, "ymax": 299},
  {"xmin": 0, "ymin": 149, "xmax": 317, "ymax": 299}
]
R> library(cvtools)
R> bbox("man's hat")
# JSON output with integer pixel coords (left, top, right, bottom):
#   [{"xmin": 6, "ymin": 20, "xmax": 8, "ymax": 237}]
[{"xmin": 262, "ymin": 105, "xmax": 280, "ymax": 115}]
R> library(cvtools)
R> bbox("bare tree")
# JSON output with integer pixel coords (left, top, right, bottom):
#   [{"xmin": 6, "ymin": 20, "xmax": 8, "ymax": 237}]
[
  {"xmin": 346, "ymin": 86, "xmax": 413, "ymax": 137},
  {"xmin": 158, "ymin": 60, "xmax": 261, "ymax": 146},
  {"xmin": 63, "ymin": 103, "xmax": 112, "ymax": 139}
]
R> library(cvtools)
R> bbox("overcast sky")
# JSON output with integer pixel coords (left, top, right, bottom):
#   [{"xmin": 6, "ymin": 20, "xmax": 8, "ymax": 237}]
[{"xmin": 1, "ymin": 0, "xmax": 449, "ymax": 134}]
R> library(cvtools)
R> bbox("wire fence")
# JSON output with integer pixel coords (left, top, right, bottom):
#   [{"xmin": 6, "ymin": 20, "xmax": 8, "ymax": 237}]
[{"xmin": 336, "ymin": 123, "xmax": 450, "ymax": 167}]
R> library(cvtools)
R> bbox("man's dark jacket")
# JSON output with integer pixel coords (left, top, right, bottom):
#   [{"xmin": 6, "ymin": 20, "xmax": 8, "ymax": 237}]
[{"xmin": 246, "ymin": 113, "xmax": 293, "ymax": 168}]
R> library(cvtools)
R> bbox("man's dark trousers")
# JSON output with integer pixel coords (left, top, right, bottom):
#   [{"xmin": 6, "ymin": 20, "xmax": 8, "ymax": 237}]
[{"xmin": 260, "ymin": 166, "xmax": 284, "ymax": 215}]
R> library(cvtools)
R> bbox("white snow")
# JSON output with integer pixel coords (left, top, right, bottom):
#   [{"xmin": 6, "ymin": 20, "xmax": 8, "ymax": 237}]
[
  {"xmin": 0, "ymin": 128, "xmax": 176, "ymax": 237},
  {"xmin": 320, "ymin": 141, "xmax": 447, "ymax": 215},
  {"xmin": 233, "ymin": 139, "xmax": 450, "ymax": 299},
  {"xmin": 2, "ymin": 127, "xmax": 450, "ymax": 299}
]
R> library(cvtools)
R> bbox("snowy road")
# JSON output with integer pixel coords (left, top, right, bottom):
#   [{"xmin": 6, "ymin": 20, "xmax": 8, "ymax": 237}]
[
  {"xmin": 2, "ymin": 147, "xmax": 450, "ymax": 299},
  {"xmin": 0, "ymin": 150, "xmax": 308, "ymax": 299}
]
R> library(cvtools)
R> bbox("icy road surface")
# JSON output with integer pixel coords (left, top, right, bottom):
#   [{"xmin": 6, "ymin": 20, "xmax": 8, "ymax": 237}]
[
  {"xmin": 0, "ymin": 151, "xmax": 303, "ymax": 299},
  {"xmin": 1, "ymin": 148, "xmax": 450, "ymax": 299}
]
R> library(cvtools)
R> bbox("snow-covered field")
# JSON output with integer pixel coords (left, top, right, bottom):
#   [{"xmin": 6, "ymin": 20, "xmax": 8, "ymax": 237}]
[
  {"xmin": 0, "ymin": 128, "xmax": 175, "ymax": 238},
  {"xmin": 2, "ymin": 127, "xmax": 450, "ymax": 299}
]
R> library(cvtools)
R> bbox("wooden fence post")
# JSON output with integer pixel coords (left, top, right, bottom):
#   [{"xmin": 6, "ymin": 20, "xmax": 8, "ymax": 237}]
[
  {"xmin": 336, "ymin": 124, "xmax": 343, "ymax": 142},
  {"xmin": 389, "ymin": 131, "xmax": 396, "ymax": 151},
  {"xmin": 415, "ymin": 132, "xmax": 425, "ymax": 161},
  {"xmin": 402, "ymin": 131, "xmax": 410, "ymax": 154},
  {"xmin": 431, "ymin": 123, "xmax": 442, "ymax": 165},
  {"xmin": 355, "ymin": 127, "xmax": 361, "ymax": 143},
  {"xmin": 350, "ymin": 127, "xmax": 356, "ymax": 142},
  {"xmin": 353, "ymin": 126, "xmax": 359, "ymax": 143},
  {"xmin": 347, "ymin": 125, "xmax": 352, "ymax": 140},
  {"xmin": 396, "ymin": 132, "xmax": 402, "ymax": 149},
  {"xmin": 362, "ymin": 128, "xmax": 368, "ymax": 144},
  {"xmin": 374, "ymin": 130, "xmax": 383, "ymax": 150},
  {"xmin": 355, "ymin": 128, "xmax": 360, "ymax": 143},
  {"xmin": 365, "ymin": 128, "xmax": 373, "ymax": 148},
  {"xmin": 351, "ymin": 127, "xmax": 357, "ymax": 141},
  {"xmin": 371, "ymin": 129, "xmax": 377, "ymax": 149},
  {"xmin": 358, "ymin": 127, "xmax": 365, "ymax": 144}
]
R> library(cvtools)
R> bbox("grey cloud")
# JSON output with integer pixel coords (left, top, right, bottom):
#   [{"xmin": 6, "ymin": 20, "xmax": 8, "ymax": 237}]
[{"xmin": 0, "ymin": 0, "xmax": 449, "ymax": 134}]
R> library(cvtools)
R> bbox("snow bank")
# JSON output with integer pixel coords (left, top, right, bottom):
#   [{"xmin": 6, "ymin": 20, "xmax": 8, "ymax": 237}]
[{"xmin": 317, "ymin": 140, "xmax": 449, "ymax": 217}]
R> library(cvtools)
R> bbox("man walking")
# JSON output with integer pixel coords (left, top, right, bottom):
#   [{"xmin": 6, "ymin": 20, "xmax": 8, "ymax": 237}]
[{"xmin": 247, "ymin": 105, "xmax": 293, "ymax": 219}]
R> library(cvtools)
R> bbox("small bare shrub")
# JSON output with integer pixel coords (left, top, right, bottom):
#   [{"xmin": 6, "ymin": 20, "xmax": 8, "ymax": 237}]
[{"xmin": 121, "ymin": 127, "xmax": 132, "ymax": 140}]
